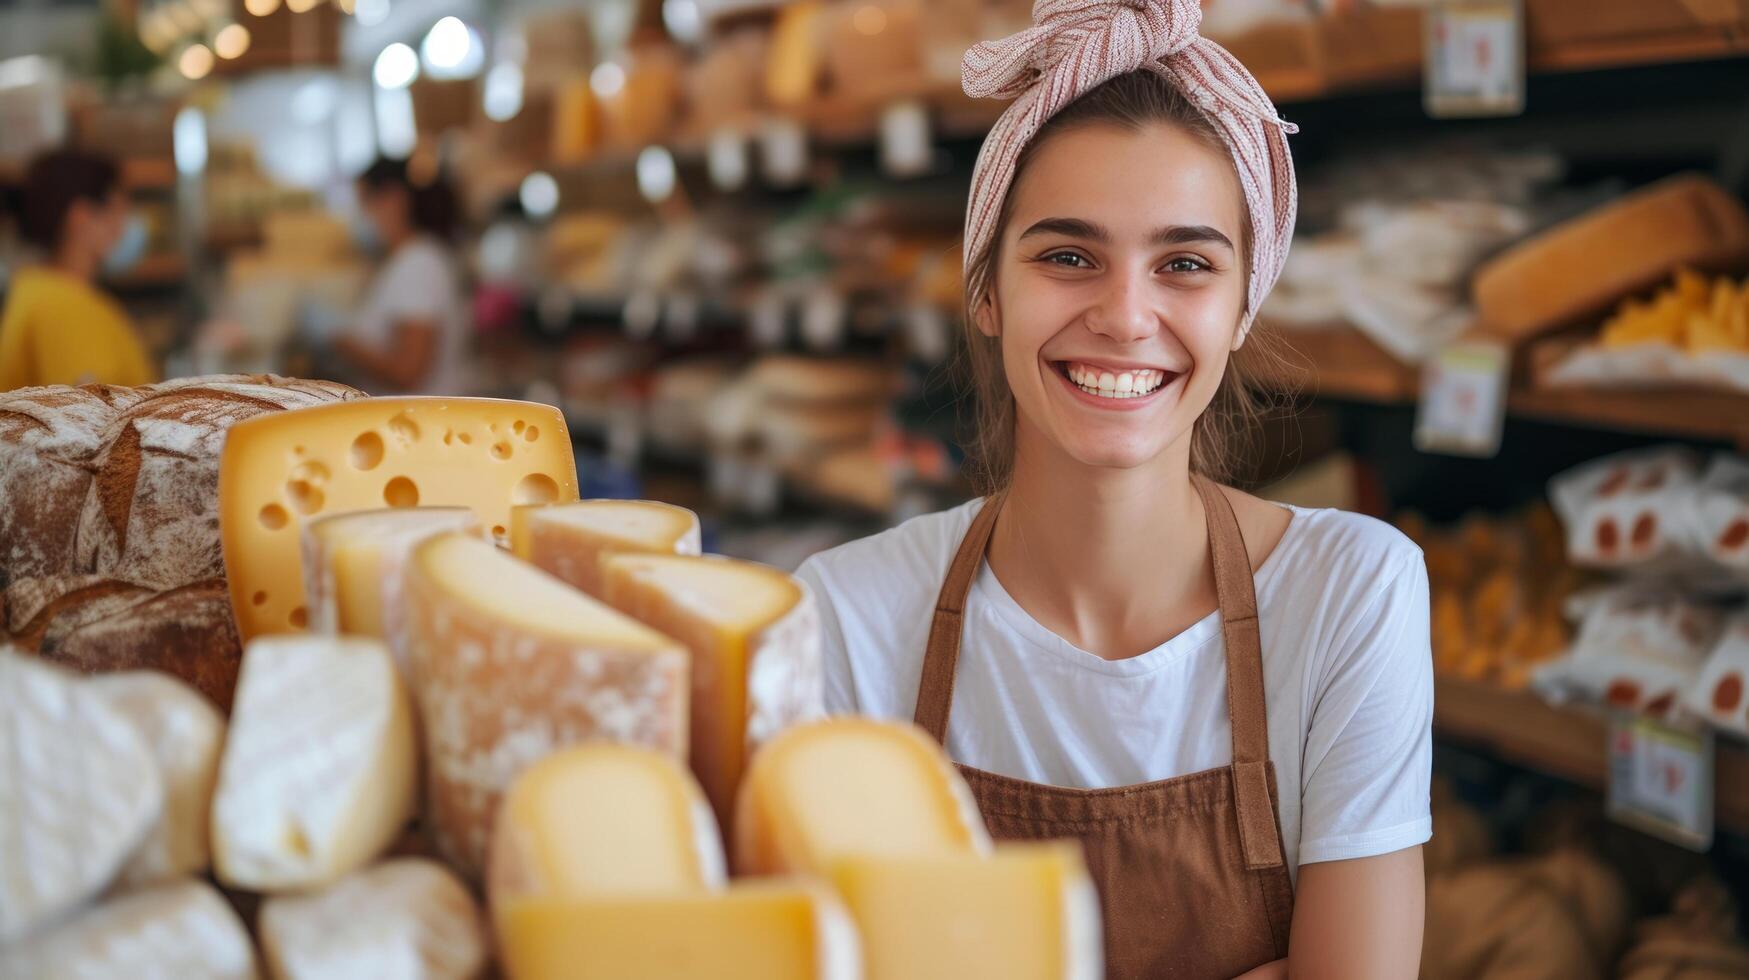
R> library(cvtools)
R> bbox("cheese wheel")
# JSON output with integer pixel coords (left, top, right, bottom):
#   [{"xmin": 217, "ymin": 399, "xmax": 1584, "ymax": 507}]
[
  {"xmin": 88, "ymin": 671, "xmax": 225, "ymax": 889},
  {"xmin": 735, "ymin": 718, "xmax": 988, "ymax": 875},
  {"xmin": 601, "ymin": 553, "xmax": 823, "ymax": 834},
  {"xmin": 259, "ymin": 858, "xmax": 488, "ymax": 980},
  {"xmin": 489, "ymin": 744, "xmax": 725, "ymax": 905},
  {"xmin": 211, "ymin": 635, "xmax": 417, "ymax": 891},
  {"xmin": 406, "ymin": 533, "xmax": 689, "ymax": 874},
  {"xmin": 511, "ymin": 499, "xmax": 701, "ymax": 599},
  {"xmin": 0, "ymin": 649, "xmax": 163, "ymax": 942}
]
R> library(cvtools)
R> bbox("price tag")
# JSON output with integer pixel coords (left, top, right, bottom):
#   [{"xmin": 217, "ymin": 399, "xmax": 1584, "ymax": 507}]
[
  {"xmin": 1607, "ymin": 713, "xmax": 1714, "ymax": 850},
  {"xmin": 880, "ymin": 100, "xmax": 933, "ymax": 177},
  {"xmin": 759, "ymin": 117, "xmax": 809, "ymax": 187},
  {"xmin": 707, "ymin": 128, "xmax": 749, "ymax": 191},
  {"xmin": 1414, "ymin": 339, "xmax": 1509, "ymax": 457},
  {"xmin": 1425, "ymin": 0, "xmax": 1524, "ymax": 118}
]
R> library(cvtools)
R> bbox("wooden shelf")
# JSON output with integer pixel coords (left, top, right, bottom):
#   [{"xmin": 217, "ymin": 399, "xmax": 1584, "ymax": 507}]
[
  {"xmin": 1507, "ymin": 385, "xmax": 1749, "ymax": 450},
  {"xmin": 1251, "ymin": 323, "xmax": 1420, "ymax": 404},
  {"xmin": 1434, "ymin": 676, "xmax": 1749, "ymax": 837}
]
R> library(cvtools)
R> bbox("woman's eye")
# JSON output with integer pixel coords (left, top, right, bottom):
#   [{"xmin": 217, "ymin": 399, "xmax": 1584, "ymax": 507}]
[
  {"xmin": 1163, "ymin": 257, "xmax": 1208, "ymax": 274},
  {"xmin": 1042, "ymin": 251, "xmax": 1090, "ymax": 269}
]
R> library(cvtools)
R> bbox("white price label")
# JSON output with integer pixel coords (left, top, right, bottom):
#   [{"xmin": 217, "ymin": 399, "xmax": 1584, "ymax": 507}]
[
  {"xmin": 880, "ymin": 100, "xmax": 933, "ymax": 177},
  {"xmin": 759, "ymin": 117, "xmax": 809, "ymax": 187},
  {"xmin": 1425, "ymin": 0, "xmax": 1524, "ymax": 117},
  {"xmin": 1414, "ymin": 339, "xmax": 1509, "ymax": 457},
  {"xmin": 1607, "ymin": 714, "xmax": 1714, "ymax": 851},
  {"xmin": 707, "ymin": 129, "xmax": 749, "ymax": 191}
]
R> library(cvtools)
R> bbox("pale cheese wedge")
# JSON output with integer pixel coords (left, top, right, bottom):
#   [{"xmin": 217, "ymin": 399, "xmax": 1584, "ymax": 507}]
[
  {"xmin": 406, "ymin": 533, "xmax": 689, "ymax": 874},
  {"xmin": 88, "ymin": 671, "xmax": 225, "ymax": 889},
  {"xmin": 601, "ymin": 552, "xmax": 823, "ymax": 834},
  {"xmin": 301, "ymin": 506, "xmax": 482, "ymax": 679},
  {"xmin": 211, "ymin": 635, "xmax": 417, "ymax": 891},
  {"xmin": 511, "ymin": 499, "xmax": 702, "ymax": 598},
  {"xmin": 0, "ymin": 649, "xmax": 162, "ymax": 942},
  {"xmin": 0, "ymin": 878, "xmax": 257, "ymax": 980},
  {"xmin": 259, "ymin": 858, "xmax": 487, "ymax": 980},
  {"xmin": 495, "ymin": 881, "xmax": 859, "ymax": 980},
  {"xmin": 735, "ymin": 718, "xmax": 987, "ymax": 876},
  {"xmin": 489, "ymin": 744, "xmax": 725, "ymax": 906},
  {"xmin": 829, "ymin": 843, "xmax": 1102, "ymax": 980}
]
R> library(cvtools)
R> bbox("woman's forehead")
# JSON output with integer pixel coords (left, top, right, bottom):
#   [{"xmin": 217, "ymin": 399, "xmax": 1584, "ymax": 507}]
[{"xmin": 1006, "ymin": 122, "xmax": 1244, "ymax": 244}]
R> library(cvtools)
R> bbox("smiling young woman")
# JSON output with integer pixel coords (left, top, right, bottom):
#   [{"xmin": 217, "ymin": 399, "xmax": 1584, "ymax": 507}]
[{"xmin": 795, "ymin": 2, "xmax": 1432, "ymax": 978}]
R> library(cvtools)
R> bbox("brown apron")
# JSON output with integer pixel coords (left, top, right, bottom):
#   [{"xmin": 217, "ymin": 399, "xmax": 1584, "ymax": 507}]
[{"xmin": 913, "ymin": 476, "xmax": 1295, "ymax": 979}]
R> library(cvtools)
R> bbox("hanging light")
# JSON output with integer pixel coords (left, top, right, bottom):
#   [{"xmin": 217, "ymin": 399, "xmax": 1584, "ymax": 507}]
[
  {"xmin": 519, "ymin": 172, "xmax": 559, "ymax": 219},
  {"xmin": 243, "ymin": 0, "xmax": 280, "ymax": 17},
  {"xmin": 373, "ymin": 42, "xmax": 419, "ymax": 89},
  {"xmin": 590, "ymin": 62, "xmax": 626, "ymax": 99},
  {"xmin": 178, "ymin": 43, "xmax": 215, "ymax": 81},
  {"xmin": 421, "ymin": 17, "xmax": 484, "ymax": 80},
  {"xmin": 213, "ymin": 23, "xmax": 251, "ymax": 60},
  {"xmin": 636, "ymin": 146, "xmax": 677, "ymax": 204},
  {"xmin": 286, "ymin": 0, "xmax": 320, "ymax": 14},
  {"xmin": 483, "ymin": 62, "xmax": 524, "ymax": 122}
]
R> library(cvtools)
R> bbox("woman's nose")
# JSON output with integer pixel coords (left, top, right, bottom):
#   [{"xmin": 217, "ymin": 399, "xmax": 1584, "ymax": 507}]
[{"xmin": 1084, "ymin": 266, "xmax": 1159, "ymax": 344}]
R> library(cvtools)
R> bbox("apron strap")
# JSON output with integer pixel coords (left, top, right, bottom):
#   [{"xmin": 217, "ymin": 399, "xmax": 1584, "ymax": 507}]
[
  {"xmin": 913, "ymin": 495, "xmax": 1003, "ymax": 743},
  {"xmin": 1192, "ymin": 475, "xmax": 1285, "ymax": 871}
]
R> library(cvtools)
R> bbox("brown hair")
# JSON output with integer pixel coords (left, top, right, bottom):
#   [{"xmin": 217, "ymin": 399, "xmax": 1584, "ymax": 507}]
[
  {"xmin": 958, "ymin": 69, "xmax": 1288, "ymax": 494},
  {"xmin": 9, "ymin": 150, "xmax": 120, "ymax": 252}
]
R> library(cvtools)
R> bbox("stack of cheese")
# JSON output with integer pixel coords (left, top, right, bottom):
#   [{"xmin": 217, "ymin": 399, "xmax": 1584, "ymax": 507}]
[
  {"xmin": 489, "ymin": 719, "xmax": 1101, "ymax": 980},
  {"xmin": 0, "ymin": 645, "xmax": 488, "ymax": 980}
]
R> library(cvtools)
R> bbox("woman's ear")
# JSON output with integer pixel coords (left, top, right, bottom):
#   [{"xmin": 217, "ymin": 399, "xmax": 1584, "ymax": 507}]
[{"xmin": 973, "ymin": 292, "xmax": 1000, "ymax": 338}]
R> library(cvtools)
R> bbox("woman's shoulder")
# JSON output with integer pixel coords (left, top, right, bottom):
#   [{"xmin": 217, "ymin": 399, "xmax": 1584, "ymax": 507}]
[
  {"xmin": 800, "ymin": 498, "xmax": 986, "ymax": 590},
  {"xmin": 1266, "ymin": 503, "xmax": 1427, "ymax": 604}
]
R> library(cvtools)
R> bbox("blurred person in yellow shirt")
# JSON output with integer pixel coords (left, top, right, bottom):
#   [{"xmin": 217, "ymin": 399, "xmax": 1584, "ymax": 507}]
[{"xmin": 0, "ymin": 150, "xmax": 157, "ymax": 390}]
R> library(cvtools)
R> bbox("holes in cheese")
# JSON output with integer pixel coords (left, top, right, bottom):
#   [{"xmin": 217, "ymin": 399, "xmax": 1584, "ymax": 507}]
[
  {"xmin": 0, "ymin": 651, "xmax": 162, "ymax": 943},
  {"xmin": 211, "ymin": 635, "xmax": 418, "ymax": 891},
  {"xmin": 405, "ymin": 533, "xmax": 689, "ymax": 875},
  {"xmin": 488, "ymin": 744, "xmax": 725, "ymax": 906},
  {"xmin": 218, "ymin": 397, "xmax": 579, "ymax": 641},
  {"xmin": 88, "ymin": 671, "xmax": 225, "ymax": 889},
  {"xmin": 511, "ymin": 499, "xmax": 703, "ymax": 598},
  {"xmin": 601, "ymin": 552, "xmax": 823, "ymax": 835},
  {"xmin": 735, "ymin": 718, "xmax": 988, "ymax": 876},
  {"xmin": 0, "ymin": 878, "xmax": 256, "ymax": 980},
  {"xmin": 260, "ymin": 858, "xmax": 488, "ymax": 980},
  {"xmin": 301, "ymin": 506, "xmax": 482, "ymax": 679},
  {"xmin": 495, "ymin": 882, "xmax": 860, "ymax": 980},
  {"xmin": 829, "ymin": 843, "xmax": 1101, "ymax": 980}
]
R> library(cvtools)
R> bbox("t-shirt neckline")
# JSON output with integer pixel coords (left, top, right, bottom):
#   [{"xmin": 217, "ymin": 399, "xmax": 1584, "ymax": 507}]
[{"xmin": 969, "ymin": 501, "xmax": 1308, "ymax": 677}]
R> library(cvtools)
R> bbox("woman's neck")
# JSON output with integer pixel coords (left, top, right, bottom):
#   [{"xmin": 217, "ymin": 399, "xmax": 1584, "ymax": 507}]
[
  {"xmin": 986, "ymin": 427, "xmax": 1212, "ymax": 659},
  {"xmin": 52, "ymin": 242, "xmax": 98, "ymax": 281}
]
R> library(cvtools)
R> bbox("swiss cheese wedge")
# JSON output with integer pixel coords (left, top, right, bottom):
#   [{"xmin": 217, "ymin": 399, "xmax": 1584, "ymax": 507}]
[
  {"xmin": 302, "ymin": 506, "xmax": 482, "ymax": 678},
  {"xmin": 218, "ymin": 397, "xmax": 578, "ymax": 640},
  {"xmin": 212, "ymin": 635, "xmax": 417, "ymax": 891},
  {"xmin": 512, "ymin": 499, "xmax": 701, "ymax": 598},
  {"xmin": 829, "ymin": 843, "xmax": 1101, "ymax": 980},
  {"xmin": 405, "ymin": 533, "xmax": 689, "ymax": 874},
  {"xmin": 495, "ymin": 882, "xmax": 859, "ymax": 980},
  {"xmin": 489, "ymin": 744, "xmax": 725, "ymax": 905},
  {"xmin": 735, "ymin": 718, "xmax": 987, "ymax": 875},
  {"xmin": 601, "ymin": 553, "xmax": 822, "ymax": 834}
]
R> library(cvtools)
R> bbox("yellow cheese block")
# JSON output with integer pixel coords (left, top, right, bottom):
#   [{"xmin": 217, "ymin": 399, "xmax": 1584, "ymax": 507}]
[
  {"xmin": 829, "ymin": 843, "xmax": 1102, "ymax": 980},
  {"xmin": 496, "ymin": 882, "xmax": 859, "ymax": 980},
  {"xmin": 489, "ymin": 744, "xmax": 725, "ymax": 905},
  {"xmin": 302, "ymin": 506, "xmax": 483, "ymax": 679},
  {"xmin": 512, "ymin": 499, "xmax": 701, "ymax": 598},
  {"xmin": 735, "ymin": 718, "xmax": 988, "ymax": 876},
  {"xmin": 601, "ymin": 553, "xmax": 822, "ymax": 835},
  {"xmin": 218, "ymin": 397, "xmax": 578, "ymax": 641},
  {"xmin": 405, "ymin": 533, "xmax": 689, "ymax": 875},
  {"xmin": 212, "ymin": 635, "xmax": 417, "ymax": 891}
]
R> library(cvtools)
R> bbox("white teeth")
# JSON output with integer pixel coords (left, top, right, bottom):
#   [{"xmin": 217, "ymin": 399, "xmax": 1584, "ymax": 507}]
[
  {"xmin": 1117, "ymin": 373, "xmax": 1134, "ymax": 394},
  {"xmin": 1097, "ymin": 372, "xmax": 1116, "ymax": 391},
  {"xmin": 1064, "ymin": 363, "xmax": 1171, "ymax": 399}
]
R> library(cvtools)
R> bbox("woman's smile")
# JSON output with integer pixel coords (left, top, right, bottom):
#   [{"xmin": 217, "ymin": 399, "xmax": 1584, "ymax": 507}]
[{"xmin": 1049, "ymin": 358, "xmax": 1186, "ymax": 410}]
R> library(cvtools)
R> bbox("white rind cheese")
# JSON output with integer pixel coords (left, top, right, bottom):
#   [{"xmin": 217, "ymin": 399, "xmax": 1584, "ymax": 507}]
[
  {"xmin": 0, "ymin": 877, "xmax": 257, "ymax": 979},
  {"xmin": 0, "ymin": 650, "xmax": 163, "ymax": 942},
  {"xmin": 211, "ymin": 635, "xmax": 417, "ymax": 891},
  {"xmin": 87, "ymin": 671, "xmax": 225, "ymax": 890},
  {"xmin": 259, "ymin": 858, "xmax": 488, "ymax": 980}
]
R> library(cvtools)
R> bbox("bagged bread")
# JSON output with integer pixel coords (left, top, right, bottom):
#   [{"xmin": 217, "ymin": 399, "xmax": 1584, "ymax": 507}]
[
  {"xmin": 1618, "ymin": 878, "xmax": 1749, "ymax": 980},
  {"xmin": 1533, "ymin": 587, "xmax": 1724, "ymax": 718},
  {"xmin": 1684, "ymin": 616, "xmax": 1749, "ymax": 737},
  {"xmin": 1687, "ymin": 455, "xmax": 1749, "ymax": 580},
  {"xmin": 1549, "ymin": 448, "xmax": 1705, "ymax": 576},
  {"xmin": 1421, "ymin": 863, "xmax": 1600, "ymax": 980}
]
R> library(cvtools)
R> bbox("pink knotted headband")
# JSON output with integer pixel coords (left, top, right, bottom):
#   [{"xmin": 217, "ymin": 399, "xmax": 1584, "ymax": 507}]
[{"xmin": 961, "ymin": 0, "xmax": 1300, "ymax": 340}]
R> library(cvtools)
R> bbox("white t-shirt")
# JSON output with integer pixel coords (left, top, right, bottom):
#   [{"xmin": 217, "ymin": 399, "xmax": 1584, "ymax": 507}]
[
  {"xmin": 796, "ymin": 499, "xmax": 1433, "ymax": 880},
  {"xmin": 351, "ymin": 235, "xmax": 469, "ymax": 395}
]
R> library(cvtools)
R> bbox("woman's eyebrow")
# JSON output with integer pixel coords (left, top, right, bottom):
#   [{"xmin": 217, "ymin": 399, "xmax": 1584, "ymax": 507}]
[{"xmin": 1017, "ymin": 217, "xmax": 1234, "ymax": 252}]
